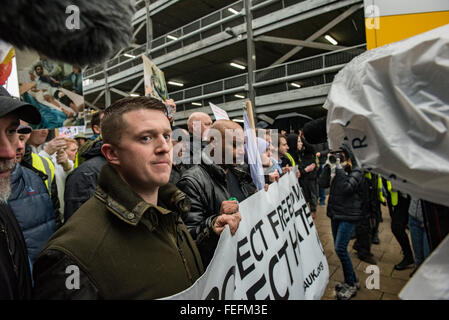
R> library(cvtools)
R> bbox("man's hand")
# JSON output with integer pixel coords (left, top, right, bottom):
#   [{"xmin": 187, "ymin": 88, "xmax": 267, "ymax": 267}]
[
  {"xmin": 282, "ymin": 165, "xmax": 291, "ymax": 174},
  {"xmin": 44, "ymin": 137, "xmax": 67, "ymax": 155},
  {"xmin": 336, "ymin": 157, "xmax": 342, "ymax": 169},
  {"xmin": 219, "ymin": 200, "xmax": 239, "ymax": 215},
  {"xmin": 296, "ymin": 169, "xmax": 301, "ymax": 179},
  {"xmin": 341, "ymin": 143, "xmax": 358, "ymax": 167},
  {"xmin": 268, "ymin": 171, "xmax": 280, "ymax": 183},
  {"xmin": 165, "ymin": 99, "xmax": 176, "ymax": 122},
  {"xmin": 212, "ymin": 212, "xmax": 242, "ymax": 236},
  {"xmin": 305, "ymin": 163, "xmax": 316, "ymax": 173},
  {"xmin": 56, "ymin": 149, "xmax": 71, "ymax": 171},
  {"xmin": 165, "ymin": 98, "xmax": 176, "ymax": 110}
]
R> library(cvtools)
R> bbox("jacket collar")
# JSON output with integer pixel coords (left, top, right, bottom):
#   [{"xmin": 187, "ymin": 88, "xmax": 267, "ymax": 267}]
[
  {"xmin": 95, "ymin": 163, "xmax": 171, "ymax": 229},
  {"xmin": 9, "ymin": 163, "xmax": 21, "ymax": 185},
  {"xmin": 201, "ymin": 151, "xmax": 227, "ymax": 182},
  {"xmin": 201, "ymin": 151, "xmax": 253, "ymax": 186},
  {"xmin": 21, "ymin": 144, "xmax": 32, "ymax": 166}
]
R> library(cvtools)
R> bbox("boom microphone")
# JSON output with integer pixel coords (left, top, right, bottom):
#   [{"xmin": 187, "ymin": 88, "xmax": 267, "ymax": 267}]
[{"xmin": 0, "ymin": 0, "xmax": 135, "ymax": 65}]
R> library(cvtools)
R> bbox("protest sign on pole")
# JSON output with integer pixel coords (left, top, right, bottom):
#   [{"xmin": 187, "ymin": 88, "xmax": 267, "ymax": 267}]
[
  {"xmin": 0, "ymin": 41, "xmax": 16, "ymax": 94},
  {"xmin": 57, "ymin": 125, "xmax": 85, "ymax": 138},
  {"xmin": 142, "ymin": 54, "xmax": 169, "ymax": 102},
  {"xmin": 162, "ymin": 169, "xmax": 329, "ymax": 300},
  {"xmin": 209, "ymin": 102, "xmax": 229, "ymax": 121},
  {"xmin": 15, "ymin": 48, "xmax": 85, "ymax": 129},
  {"xmin": 142, "ymin": 54, "xmax": 176, "ymax": 120},
  {"xmin": 244, "ymin": 110, "xmax": 265, "ymax": 191}
]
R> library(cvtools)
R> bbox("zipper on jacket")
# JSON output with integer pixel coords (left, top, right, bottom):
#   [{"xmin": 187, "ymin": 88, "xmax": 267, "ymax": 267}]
[
  {"xmin": 171, "ymin": 222, "xmax": 194, "ymax": 284},
  {"xmin": 1, "ymin": 227, "xmax": 18, "ymax": 274}
]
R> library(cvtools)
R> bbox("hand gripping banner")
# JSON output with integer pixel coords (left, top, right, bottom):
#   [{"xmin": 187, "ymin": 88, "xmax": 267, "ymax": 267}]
[{"xmin": 163, "ymin": 169, "xmax": 329, "ymax": 300}]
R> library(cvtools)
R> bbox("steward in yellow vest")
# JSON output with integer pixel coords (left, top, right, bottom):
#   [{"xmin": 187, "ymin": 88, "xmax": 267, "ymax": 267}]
[
  {"xmin": 20, "ymin": 145, "xmax": 62, "ymax": 228},
  {"xmin": 381, "ymin": 177, "xmax": 414, "ymax": 270}
]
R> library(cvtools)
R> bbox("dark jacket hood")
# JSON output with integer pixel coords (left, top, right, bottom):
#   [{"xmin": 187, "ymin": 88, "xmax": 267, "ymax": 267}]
[{"xmin": 81, "ymin": 138, "xmax": 104, "ymax": 160}]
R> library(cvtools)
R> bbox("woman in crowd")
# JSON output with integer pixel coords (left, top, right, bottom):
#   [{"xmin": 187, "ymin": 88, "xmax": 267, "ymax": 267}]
[{"xmin": 318, "ymin": 144, "xmax": 364, "ymax": 300}]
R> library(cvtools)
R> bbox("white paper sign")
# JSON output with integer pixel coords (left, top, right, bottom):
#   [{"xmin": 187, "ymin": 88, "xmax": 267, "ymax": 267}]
[
  {"xmin": 162, "ymin": 169, "xmax": 329, "ymax": 300},
  {"xmin": 57, "ymin": 125, "xmax": 85, "ymax": 138},
  {"xmin": 209, "ymin": 102, "xmax": 229, "ymax": 121}
]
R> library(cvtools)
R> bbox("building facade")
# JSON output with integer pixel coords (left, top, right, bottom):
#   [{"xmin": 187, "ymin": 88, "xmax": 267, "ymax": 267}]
[{"xmin": 82, "ymin": 0, "xmax": 367, "ymax": 126}]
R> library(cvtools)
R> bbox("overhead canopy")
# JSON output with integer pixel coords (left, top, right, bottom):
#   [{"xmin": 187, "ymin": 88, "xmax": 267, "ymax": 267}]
[{"xmin": 272, "ymin": 112, "xmax": 313, "ymax": 132}]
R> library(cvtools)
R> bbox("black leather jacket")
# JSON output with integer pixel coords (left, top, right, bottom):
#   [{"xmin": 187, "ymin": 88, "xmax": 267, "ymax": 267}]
[
  {"xmin": 0, "ymin": 203, "xmax": 32, "ymax": 299},
  {"xmin": 177, "ymin": 156, "xmax": 257, "ymax": 267}
]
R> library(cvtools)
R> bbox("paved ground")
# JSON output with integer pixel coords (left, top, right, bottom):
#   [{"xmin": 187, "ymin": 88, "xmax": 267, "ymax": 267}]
[{"xmin": 315, "ymin": 203, "xmax": 415, "ymax": 300}]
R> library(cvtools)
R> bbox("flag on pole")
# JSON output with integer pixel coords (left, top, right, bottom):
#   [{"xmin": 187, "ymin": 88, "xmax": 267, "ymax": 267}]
[
  {"xmin": 243, "ymin": 110, "xmax": 265, "ymax": 191},
  {"xmin": 0, "ymin": 40, "xmax": 14, "ymax": 85},
  {"xmin": 209, "ymin": 102, "xmax": 229, "ymax": 120}
]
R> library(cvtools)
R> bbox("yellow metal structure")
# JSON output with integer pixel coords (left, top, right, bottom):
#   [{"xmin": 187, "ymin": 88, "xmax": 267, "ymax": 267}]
[{"xmin": 364, "ymin": 0, "xmax": 449, "ymax": 49}]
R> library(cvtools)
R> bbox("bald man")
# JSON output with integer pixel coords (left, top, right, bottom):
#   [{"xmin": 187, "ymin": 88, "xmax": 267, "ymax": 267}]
[
  {"xmin": 186, "ymin": 112, "xmax": 212, "ymax": 164},
  {"xmin": 177, "ymin": 120, "xmax": 256, "ymax": 267},
  {"xmin": 187, "ymin": 112, "xmax": 212, "ymax": 140}
]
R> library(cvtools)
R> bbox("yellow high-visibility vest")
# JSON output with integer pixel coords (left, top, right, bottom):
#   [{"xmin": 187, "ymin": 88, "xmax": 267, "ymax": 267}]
[
  {"xmin": 285, "ymin": 153, "xmax": 296, "ymax": 167},
  {"xmin": 386, "ymin": 180, "xmax": 398, "ymax": 206},
  {"xmin": 74, "ymin": 152, "xmax": 79, "ymax": 169},
  {"xmin": 31, "ymin": 152, "xmax": 55, "ymax": 195},
  {"xmin": 365, "ymin": 172, "xmax": 386, "ymax": 203},
  {"xmin": 377, "ymin": 176, "xmax": 386, "ymax": 203}
]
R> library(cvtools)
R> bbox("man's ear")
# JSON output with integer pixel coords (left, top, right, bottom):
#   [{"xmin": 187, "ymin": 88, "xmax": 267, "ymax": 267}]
[
  {"xmin": 101, "ymin": 143, "xmax": 120, "ymax": 166},
  {"xmin": 93, "ymin": 125, "xmax": 101, "ymax": 135}
]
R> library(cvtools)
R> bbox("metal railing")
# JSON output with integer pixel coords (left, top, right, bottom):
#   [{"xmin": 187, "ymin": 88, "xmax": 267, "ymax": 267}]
[
  {"xmin": 83, "ymin": 0, "xmax": 306, "ymax": 80},
  {"xmin": 169, "ymin": 44, "xmax": 366, "ymax": 111}
]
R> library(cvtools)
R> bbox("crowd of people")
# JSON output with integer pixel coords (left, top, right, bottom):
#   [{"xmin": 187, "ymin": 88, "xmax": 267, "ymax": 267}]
[{"xmin": 0, "ymin": 89, "xmax": 447, "ymax": 300}]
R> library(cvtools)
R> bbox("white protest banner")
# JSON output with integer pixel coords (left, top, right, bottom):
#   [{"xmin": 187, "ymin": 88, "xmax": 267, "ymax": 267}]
[
  {"xmin": 209, "ymin": 102, "xmax": 229, "ymax": 120},
  {"xmin": 163, "ymin": 169, "xmax": 329, "ymax": 300}
]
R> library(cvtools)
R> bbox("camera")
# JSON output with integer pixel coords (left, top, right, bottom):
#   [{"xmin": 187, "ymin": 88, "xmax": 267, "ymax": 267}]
[{"xmin": 329, "ymin": 150, "xmax": 345, "ymax": 164}]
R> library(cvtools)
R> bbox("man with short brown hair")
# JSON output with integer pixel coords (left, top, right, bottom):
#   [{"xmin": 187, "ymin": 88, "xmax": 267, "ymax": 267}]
[{"xmin": 33, "ymin": 96, "xmax": 236, "ymax": 299}]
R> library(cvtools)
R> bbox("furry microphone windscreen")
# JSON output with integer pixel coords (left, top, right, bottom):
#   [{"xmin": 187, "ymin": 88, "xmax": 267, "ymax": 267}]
[
  {"xmin": 0, "ymin": 0, "xmax": 135, "ymax": 66},
  {"xmin": 302, "ymin": 116, "xmax": 327, "ymax": 145}
]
